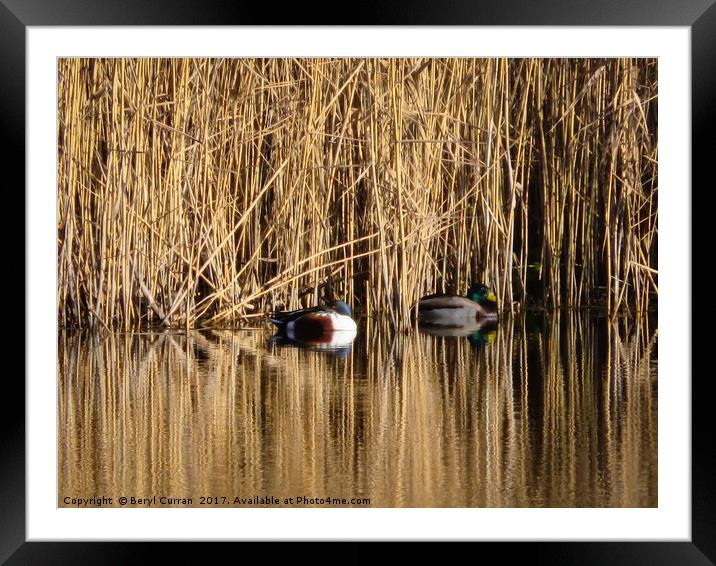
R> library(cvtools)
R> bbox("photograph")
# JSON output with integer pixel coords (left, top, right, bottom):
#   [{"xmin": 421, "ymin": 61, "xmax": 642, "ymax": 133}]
[{"xmin": 57, "ymin": 56, "xmax": 658, "ymax": 509}]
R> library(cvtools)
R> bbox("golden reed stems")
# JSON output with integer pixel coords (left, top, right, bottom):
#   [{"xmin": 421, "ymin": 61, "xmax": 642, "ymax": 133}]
[{"xmin": 58, "ymin": 58, "xmax": 657, "ymax": 329}]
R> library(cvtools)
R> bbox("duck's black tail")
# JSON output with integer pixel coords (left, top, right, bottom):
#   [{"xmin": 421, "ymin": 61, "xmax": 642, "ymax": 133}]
[{"xmin": 268, "ymin": 311, "xmax": 289, "ymax": 328}]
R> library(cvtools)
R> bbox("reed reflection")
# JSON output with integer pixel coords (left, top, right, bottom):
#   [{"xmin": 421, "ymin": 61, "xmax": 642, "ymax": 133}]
[{"xmin": 59, "ymin": 313, "xmax": 656, "ymax": 507}]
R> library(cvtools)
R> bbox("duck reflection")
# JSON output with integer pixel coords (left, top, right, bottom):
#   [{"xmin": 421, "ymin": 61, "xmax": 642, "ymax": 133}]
[
  {"xmin": 419, "ymin": 318, "xmax": 498, "ymax": 347},
  {"xmin": 268, "ymin": 327, "xmax": 357, "ymax": 356}
]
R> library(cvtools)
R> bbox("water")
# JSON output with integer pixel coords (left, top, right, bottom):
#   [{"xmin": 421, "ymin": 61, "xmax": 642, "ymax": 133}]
[{"xmin": 58, "ymin": 312, "xmax": 657, "ymax": 508}]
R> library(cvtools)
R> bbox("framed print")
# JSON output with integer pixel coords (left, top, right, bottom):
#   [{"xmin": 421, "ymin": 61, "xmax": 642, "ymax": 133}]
[{"xmin": 6, "ymin": 0, "xmax": 709, "ymax": 563}]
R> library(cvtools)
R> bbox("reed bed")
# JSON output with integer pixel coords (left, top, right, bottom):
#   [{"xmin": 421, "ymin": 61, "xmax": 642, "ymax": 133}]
[{"xmin": 57, "ymin": 58, "xmax": 658, "ymax": 329}]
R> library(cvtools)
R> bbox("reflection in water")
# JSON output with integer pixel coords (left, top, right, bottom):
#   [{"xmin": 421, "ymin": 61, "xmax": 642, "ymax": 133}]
[
  {"xmin": 58, "ymin": 313, "xmax": 657, "ymax": 507},
  {"xmin": 268, "ymin": 327, "xmax": 357, "ymax": 356},
  {"xmin": 419, "ymin": 319, "xmax": 498, "ymax": 346}
]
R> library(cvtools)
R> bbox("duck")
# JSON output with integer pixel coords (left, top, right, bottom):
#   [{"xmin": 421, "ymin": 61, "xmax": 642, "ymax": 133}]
[
  {"xmin": 417, "ymin": 283, "xmax": 498, "ymax": 327},
  {"xmin": 268, "ymin": 300, "xmax": 357, "ymax": 342}
]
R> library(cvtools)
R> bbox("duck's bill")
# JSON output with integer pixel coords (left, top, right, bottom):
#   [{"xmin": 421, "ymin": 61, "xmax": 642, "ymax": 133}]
[{"xmin": 486, "ymin": 291, "xmax": 497, "ymax": 303}]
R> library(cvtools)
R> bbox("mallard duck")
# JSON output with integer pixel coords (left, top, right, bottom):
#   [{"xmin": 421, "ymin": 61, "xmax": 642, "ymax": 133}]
[
  {"xmin": 268, "ymin": 300, "xmax": 357, "ymax": 341},
  {"xmin": 417, "ymin": 283, "xmax": 498, "ymax": 326}
]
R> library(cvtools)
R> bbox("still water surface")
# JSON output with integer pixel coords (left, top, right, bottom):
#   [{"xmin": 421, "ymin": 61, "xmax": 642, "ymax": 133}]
[{"xmin": 59, "ymin": 313, "xmax": 657, "ymax": 507}]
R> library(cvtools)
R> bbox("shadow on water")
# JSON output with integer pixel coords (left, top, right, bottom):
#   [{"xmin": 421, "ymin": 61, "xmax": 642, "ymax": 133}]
[{"xmin": 58, "ymin": 311, "xmax": 657, "ymax": 508}]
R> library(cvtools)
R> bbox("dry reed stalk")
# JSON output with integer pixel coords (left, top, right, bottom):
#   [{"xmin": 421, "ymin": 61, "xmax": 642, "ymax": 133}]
[
  {"xmin": 59, "ymin": 315, "xmax": 657, "ymax": 506},
  {"xmin": 58, "ymin": 58, "xmax": 658, "ymax": 329}
]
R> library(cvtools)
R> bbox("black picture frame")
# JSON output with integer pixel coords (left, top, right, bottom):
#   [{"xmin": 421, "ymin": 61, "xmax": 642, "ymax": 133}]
[{"xmin": 6, "ymin": 1, "xmax": 706, "ymax": 563}]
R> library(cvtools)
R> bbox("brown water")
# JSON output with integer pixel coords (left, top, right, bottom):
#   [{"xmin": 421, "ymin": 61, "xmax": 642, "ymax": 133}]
[{"xmin": 58, "ymin": 312, "xmax": 657, "ymax": 508}]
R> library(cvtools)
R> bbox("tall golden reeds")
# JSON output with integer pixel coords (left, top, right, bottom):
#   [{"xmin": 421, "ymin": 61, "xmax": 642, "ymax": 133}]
[{"xmin": 57, "ymin": 58, "xmax": 657, "ymax": 329}]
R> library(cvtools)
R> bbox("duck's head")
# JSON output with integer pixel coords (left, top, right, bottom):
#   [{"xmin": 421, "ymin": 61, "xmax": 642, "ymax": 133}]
[
  {"xmin": 467, "ymin": 283, "xmax": 497, "ymax": 305},
  {"xmin": 332, "ymin": 300, "xmax": 353, "ymax": 317}
]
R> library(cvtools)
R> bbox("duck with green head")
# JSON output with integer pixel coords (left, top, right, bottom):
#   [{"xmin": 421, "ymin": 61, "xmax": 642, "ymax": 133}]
[{"xmin": 417, "ymin": 283, "xmax": 498, "ymax": 327}]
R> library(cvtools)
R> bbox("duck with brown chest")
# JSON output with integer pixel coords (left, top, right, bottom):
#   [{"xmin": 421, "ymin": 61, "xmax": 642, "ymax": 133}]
[{"xmin": 418, "ymin": 283, "xmax": 498, "ymax": 327}]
